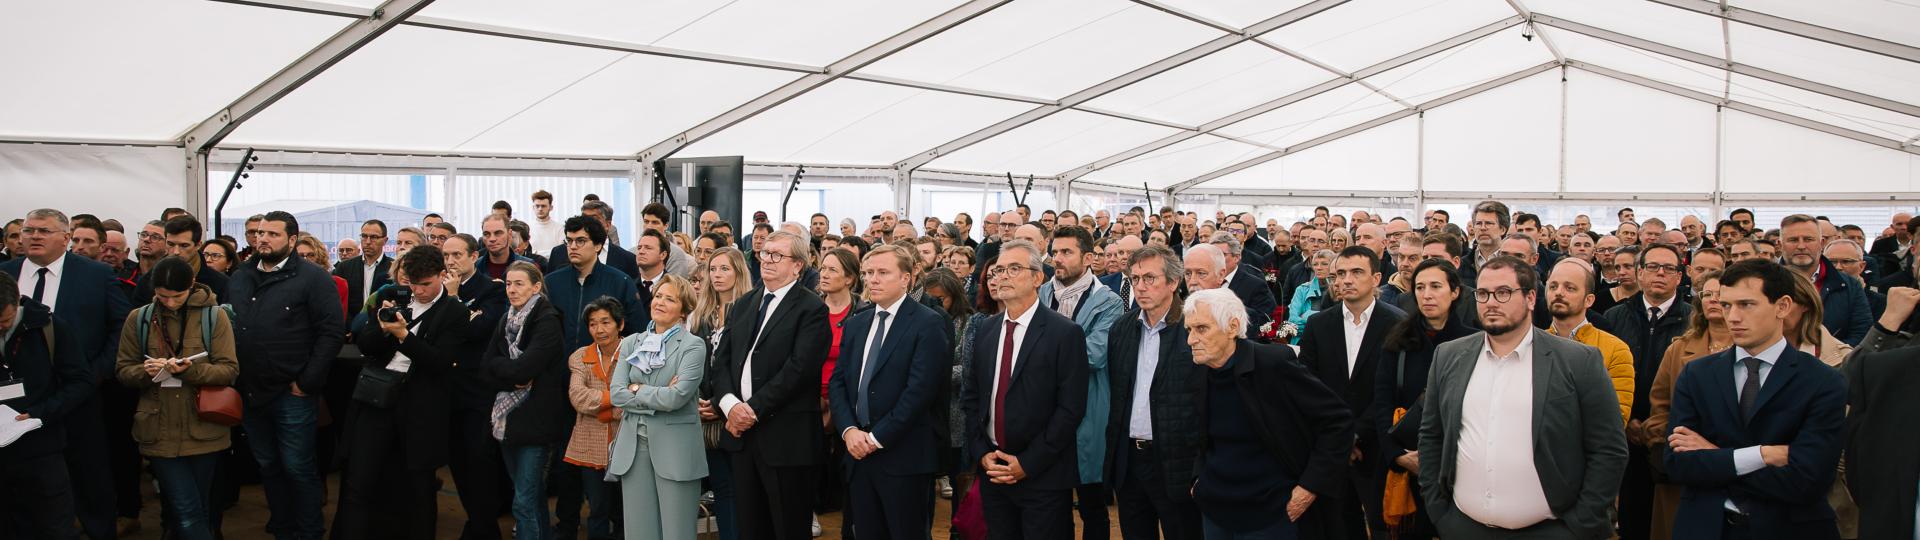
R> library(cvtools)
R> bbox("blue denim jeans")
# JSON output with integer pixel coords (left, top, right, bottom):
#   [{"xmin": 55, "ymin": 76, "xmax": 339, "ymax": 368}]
[
  {"xmin": 242, "ymin": 392, "xmax": 323, "ymax": 539},
  {"xmin": 151, "ymin": 453, "xmax": 220, "ymax": 540},
  {"xmin": 705, "ymin": 448, "xmax": 738, "ymax": 540},
  {"xmin": 576, "ymin": 464, "xmax": 620, "ymax": 540},
  {"xmin": 503, "ymin": 444, "xmax": 555, "ymax": 540}
]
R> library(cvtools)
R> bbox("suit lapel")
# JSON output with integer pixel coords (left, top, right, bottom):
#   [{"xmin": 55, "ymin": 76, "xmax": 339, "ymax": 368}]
[
  {"xmin": 752, "ymin": 286, "xmax": 805, "ymax": 351},
  {"xmin": 1748, "ymin": 350, "xmax": 1802, "ymax": 423},
  {"xmin": 1709, "ymin": 351, "xmax": 1743, "ymax": 425},
  {"xmin": 1353, "ymin": 301, "xmax": 1395, "ymax": 390},
  {"xmin": 1009, "ymin": 310, "xmax": 1047, "ymax": 385},
  {"xmin": 1530, "ymin": 330, "xmax": 1555, "ymax": 439},
  {"xmin": 841, "ymin": 310, "xmax": 871, "ymax": 389},
  {"xmin": 868, "ymin": 305, "xmax": 909, "ymax": 377}
]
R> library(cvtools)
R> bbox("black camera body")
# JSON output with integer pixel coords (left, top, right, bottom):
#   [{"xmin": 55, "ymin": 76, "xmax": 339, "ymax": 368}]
[{"xmin": 377, "ymin": 287, "xmax": 413, "ymax": 324}]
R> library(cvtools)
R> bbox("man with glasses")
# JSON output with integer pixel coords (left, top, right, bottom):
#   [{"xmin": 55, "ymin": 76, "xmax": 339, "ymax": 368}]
[
  {"xmin": 1779, "ymin": 214, "xmax": 1872, "ymax": 346},
  {"xmin": 2, "ymin": 208, "xmax": 135, "ymax": 539},
  {"xmin": 128, "ymin": 220, "xmax": 167, "ymax": 281},
  {"xmin": 543, "ymin": 201, "xmax": 640, "ymax": 279},
  {"xmin": 425, "ymin": 222, "xmax": 456, "ymax": 249},
  {"xmin": 334, "ymin": 219, "xmax": 392, "ymax": 316},
  {"xmin": 961, "ymin": 239, "xmax": 1089, "ymax": 539},
  {"xmin": 1823, "ymin": 239, "xmax": 1885, "ymax": 321},
  {"xmin": 334, "ymin": 238, "xmax": 360, "ymax": 266},
  {"xmin": 1465, "ymin": 201, "xmax": 1511, "ymax": 283},
  {"xmin": 1418, "ymin": 256, "xmax": 1627, "ymax": 539},
  {"xmin": 1100, "ymin": 235, "xmax": 1143, "ymax": 309},
  {"xmin": 1602, "ymin": 242, "xmax": 1694, "ymax": 540},
  {"xmin": 713, "ymin": 230, "xmax": 831, "ymax": 540},
  {"xmin": 1103, "ymin": 244, "xmax": 1205, "ymax": 539}
]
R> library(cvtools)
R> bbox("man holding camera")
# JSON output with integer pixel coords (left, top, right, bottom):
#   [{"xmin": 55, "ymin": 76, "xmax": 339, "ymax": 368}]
[{"xmin": 333, "ymin": 244, "xmax": 467, "ymax": 537}]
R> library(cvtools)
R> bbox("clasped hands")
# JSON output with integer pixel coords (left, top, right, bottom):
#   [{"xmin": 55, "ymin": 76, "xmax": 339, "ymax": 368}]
[
  {"xmin": 726, "ymin": 403, "xmax": 758, "ymax": 436},
  {"xmin": 980, "ymin": 451, "xmax": 1027, "ymax": 484},
  {"xmin": 1669, "ymin": 426, "xmax": 1790, "ymax": 466}
]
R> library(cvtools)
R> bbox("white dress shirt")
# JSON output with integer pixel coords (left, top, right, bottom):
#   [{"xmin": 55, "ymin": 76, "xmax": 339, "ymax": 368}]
[
  {"xmin": 1726, "ymin": 336, "xmax": 1787, "ymax": 513},
  {"xmin": 20, "ymin": 253, "xmax": 65, "ymax": 311},
  {"xmin": 361, "ymin": 257, "xmax": 381, "ymax": 299},
  {"xmin": 1455, "ymin": 330, "xmax": 1556, "ymax": 529},
  {"xmin": 987, "ymin": 302, "xmax": 1039, "ymax": 447},
  {"xmin": 720, "ymin": 280, "xmax": 798, "ymax": 415},
  {"xmin": 385, "ymin": 292, "xmax": 439, "ymax": 373},
  {"xmin": 1128, "ymin": 309, "xmax": 1169, "ymax": 440},
  {"xmin": 1342, "ymin": 300, "xmax": 1375, "ymax": 377},
  {"xmin": 1646, "ymin": 293, "xmax": 1677, "ymax": 321}
]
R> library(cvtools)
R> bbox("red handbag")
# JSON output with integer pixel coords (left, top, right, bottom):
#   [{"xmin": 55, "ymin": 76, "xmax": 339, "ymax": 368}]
[{"xmin": 195, "ymin": 386, "xmax": 244, "ymax": 426}]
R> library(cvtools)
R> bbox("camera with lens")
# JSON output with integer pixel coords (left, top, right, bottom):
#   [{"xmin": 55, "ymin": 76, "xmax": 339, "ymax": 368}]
[{"xmin": 376, "ymin": 287, "xmax": 413, "ymax": 324}]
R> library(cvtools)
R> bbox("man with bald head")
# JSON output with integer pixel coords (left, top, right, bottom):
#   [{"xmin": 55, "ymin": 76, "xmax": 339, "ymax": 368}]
[
  {"xmin": 1237, "ymin": 214, "xmax": 1274, "ymax": 267},
  {"xmin": 1099, "ymin": 234, "xmax": 1144, "ymax": 308}
]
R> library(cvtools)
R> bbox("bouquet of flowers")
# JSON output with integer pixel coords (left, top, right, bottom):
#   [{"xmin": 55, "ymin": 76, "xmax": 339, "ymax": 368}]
[{"xmin": 1259, "ymin": 305, "xmax": 1298, "ymax": 342}]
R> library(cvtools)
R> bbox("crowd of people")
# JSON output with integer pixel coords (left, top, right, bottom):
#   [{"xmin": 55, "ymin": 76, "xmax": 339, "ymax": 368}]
[{"xmin": 1, "ymin": 193, "xmax": 1918, "ymax": 540}]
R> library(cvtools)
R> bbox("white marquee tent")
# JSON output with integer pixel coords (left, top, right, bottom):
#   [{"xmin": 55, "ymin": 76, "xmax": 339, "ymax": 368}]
[{"xmin": 3, "ymin": 0, "xmax": 1918, "ymax": 231}]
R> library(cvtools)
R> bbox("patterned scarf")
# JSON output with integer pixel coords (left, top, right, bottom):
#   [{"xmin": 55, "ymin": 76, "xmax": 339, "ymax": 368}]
[{"xmin": 492, "ymin": 296, "xmax": 542, "ymax": 440}]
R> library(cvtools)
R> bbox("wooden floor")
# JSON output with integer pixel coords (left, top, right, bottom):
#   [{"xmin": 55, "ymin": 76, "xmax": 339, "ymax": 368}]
[{"xmin": 127, "ymin": 470, "xmax": 1120, "ymax": 539}]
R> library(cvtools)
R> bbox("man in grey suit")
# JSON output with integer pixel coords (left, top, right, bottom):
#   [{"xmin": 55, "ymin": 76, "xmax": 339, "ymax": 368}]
[{"xmin": 1417, "ymin": 256, "xmax": 1628, "ymax": 540}]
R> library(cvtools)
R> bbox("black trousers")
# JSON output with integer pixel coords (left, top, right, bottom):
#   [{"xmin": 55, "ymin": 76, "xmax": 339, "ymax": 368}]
[
  {"xmin": 1077, "ymin": 482, "xmax": 1110, "ymax": 540},
  {"xmin": 63, "ymin": 394, "xmax": 117, "ymax": 540},
  {"xmin": 330, "ymin": 406, "xmax": 438, "ymax": 540},
  {"xmin": 101, "ymin": 382, "xmax": 142, "ymax": 520},
  {"xmin": 733, "ymin": 446, "xmax": 815, "ymax": 540},
  {"xmin": 1620, "ymin": 444, "xmax": 1655, "ymax": 540},
  {"xmin": 845, "ymin": 463, "xmax": 934, "ymax": 539},
  {"xmin": 447, "ymin": 407, "xmax": 509, "ymax": 540},
  {"xmin": 1344, "ymin": 458, "xmax": 1387, "ymax": 540},
  {"xmin": 981, "ymin": 480, "xmax": 1073, "ymax": 540},
  {"xmin": 0, "ymin": 451, "xmax": 82, "ymax": 539},
  {"xmin": 1114, "ymin": 445, "xmax": 1201, "ymax": 540}
]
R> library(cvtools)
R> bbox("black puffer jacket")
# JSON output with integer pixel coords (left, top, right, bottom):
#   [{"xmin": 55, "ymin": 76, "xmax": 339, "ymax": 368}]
[
  {"xmin": 1103, "ymin": 306, "xmax": 1204, "ymax": 501},
  {"xmin": 226, "ymin": 258, "xmax": 346, "ymax": 403},
  {"xmin": 482, "ymin": 296, "xmax": 572, "ymax": 446}
]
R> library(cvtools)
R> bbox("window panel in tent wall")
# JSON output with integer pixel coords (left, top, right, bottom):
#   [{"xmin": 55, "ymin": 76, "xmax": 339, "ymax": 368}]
[
  {"xmin": 1563, "ymin": 69, "xmax": 1716, "ymax": 194},
  {"xmin": 0, "ymin": 0, "xmax": 344, "ymax": 142},
  {"xmin": 1733, "ymin": 206, "xmax": 1920, "ymax": 233},
  {"xmin": 1722, "ymin": 111, "xmax": 1918, "ymax": 194},
  {"xmin": 442, "ymin": 176, "xmax": 636, "ymax": 242},
  {"xmin": 1421, "ymin": 71, "xmax": 1560, "ymax": 193}
]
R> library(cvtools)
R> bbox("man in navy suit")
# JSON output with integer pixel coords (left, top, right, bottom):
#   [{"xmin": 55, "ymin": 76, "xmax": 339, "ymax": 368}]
[
  {"xmin": 0, "ymin": 208, "xmax": 134, "ymax": 540},
  {"xmin": 1665, "ymin": 259, "xmax": 1847, "ymax": 540},
  {"xmin": 1101, "ymin": 235, "xmax": 1142, "ymax": 310},
  {"xmin": 1296, "ymin": 246, "xmax": 1406, "ymax": 539},
  {"xmin": 830, "ymin": 244, "xmax": 952, "ymax": 539},
  {"xmin": 333, "ymin": 219, "xmax": 392, "ymax": 317},
  {"xmin": 961, "ymin": 239, "xmax": 1089, "ymax": 539}
]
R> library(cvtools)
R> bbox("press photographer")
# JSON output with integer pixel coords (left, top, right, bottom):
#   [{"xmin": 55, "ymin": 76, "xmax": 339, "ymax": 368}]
[{"xmin": 333, "ymin": 245, "xmax": 467, "ymax": 537}]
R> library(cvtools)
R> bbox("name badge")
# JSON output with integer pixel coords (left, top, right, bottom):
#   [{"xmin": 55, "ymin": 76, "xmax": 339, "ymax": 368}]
[{"xmin": 0, "ymin": 378, "xmax": 25, "ymax": 401}]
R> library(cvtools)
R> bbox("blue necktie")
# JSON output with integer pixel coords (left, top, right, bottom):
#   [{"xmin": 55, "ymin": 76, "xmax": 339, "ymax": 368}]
[{"xmin": 856, "ymin": 311, "xmax": 890, "ymax": 426}]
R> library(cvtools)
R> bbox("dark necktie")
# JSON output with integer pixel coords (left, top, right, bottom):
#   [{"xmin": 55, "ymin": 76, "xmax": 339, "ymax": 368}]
[
  {"xmin": 856, "ymin": 311, "xmax": 891, "ymax": 425},
  {"xmin": 993, "ymin": 320, "xmax": 1017, "ymax": 445},
  {"xmin": 1740, "ymin": 357, "xmax": 1763, "ymax": 419},
  {"xmin": 1647, "ymin": 306, "xmax": 1662, "ymax": 333},
  {"xmin": 751, "ymin": 293, "xmax": 775, "ymax": 344},
  {"xmin": 30, "ymin": 268, "xmax": 48, "ymax": 304},
  {"xmin": 1118, "ymin": 276, "xmax": 1132, "ymax": 308}
]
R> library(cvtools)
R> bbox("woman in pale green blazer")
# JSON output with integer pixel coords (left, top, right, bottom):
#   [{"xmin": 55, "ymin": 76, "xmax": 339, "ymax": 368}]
[{"xmin": 608, "ymin": 275, "xmax": 709, "ymax": 540}]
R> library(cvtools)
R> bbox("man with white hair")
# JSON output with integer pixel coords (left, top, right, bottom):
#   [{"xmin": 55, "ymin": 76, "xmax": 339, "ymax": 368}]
[
  {"xmin": 1186, "ymin": 243, "xmax": 1268, "ymax": 338},
  {"xmin": 1825, "ymin": 239, "xmax": 1885, "ymax": 318},
  {"xmin": 1209, "ymin": 232, "xmax": 1277, "ymax": 334},
  {"xmin": 1182, "ymin": 287, "xmax": 1354, "ymax": 539}
]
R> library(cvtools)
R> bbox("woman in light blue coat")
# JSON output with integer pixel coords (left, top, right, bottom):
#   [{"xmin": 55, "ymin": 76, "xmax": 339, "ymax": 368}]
[{"xmin": 608, "ymin": 275, "xmax": 709, "ymax": 540}]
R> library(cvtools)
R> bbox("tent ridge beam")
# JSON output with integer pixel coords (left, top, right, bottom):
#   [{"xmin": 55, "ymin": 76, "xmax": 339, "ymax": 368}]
[
  {"xmin": 1128, "ymin": 0, "xmax": 1240, "ymax": 35},
  {"xmin": 633, "ymin": 0, "xmax": 1014, "ymax": 163},
  {"xmin": 1164, "ymin": 61, "xmax": 1559, "ymax": 193},
  {"xmin": 184, "ymin": 0, "xmax": 436, "ymax": 154},
  {"xmin": 1566, "ymin": 61, "xmax": 1920, "ymax": 156},
  {"xmin": 1055, "ymin": 14, "xmax": 1525, "ymax": 182},
  {"xmin": 891, "ymin": 0, "xmax": 1350, "ymax": 172},
  {"xmin": 1644, "ymin": 0, "xmax": 1920, "ymax": 64},
  {"xmin": 1532, "ymin": 12, "xmax": 1920, "ymax": 118}
]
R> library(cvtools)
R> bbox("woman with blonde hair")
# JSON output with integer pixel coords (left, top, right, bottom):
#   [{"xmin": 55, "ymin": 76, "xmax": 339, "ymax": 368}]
[
  {"xmin": 1644, "ymin": 271, "xmax": 1732, "ymax": 540},
  {"xmin": 293, "ymin": 235, "xmax": 350, "ymax": 317},
  {"xmin": 609, "ymin": 274, "xmax": 708, "ymax": 540},
  {"xmin": 689, "ymin": 246, "xmax": 750, "ymax": 539}
]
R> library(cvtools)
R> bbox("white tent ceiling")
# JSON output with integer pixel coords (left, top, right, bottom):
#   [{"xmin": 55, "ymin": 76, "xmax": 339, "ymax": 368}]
[{"xmin": 3, "ymin": 0, "xmax": 1918, "ymax": 208}]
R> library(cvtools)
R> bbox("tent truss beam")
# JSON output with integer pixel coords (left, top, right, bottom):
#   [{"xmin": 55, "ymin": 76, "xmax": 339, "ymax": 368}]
[
  {"xmin": 891, "ymin": 0, "xmax": 1350, "ymax": 172},
  {"xmin": 633, "ymin": 0, "xmax": 1014, "ymax": 163},
  {"xmin": 1566, "ymin": 61, "xmax": 1920, "ymax": 156},
  {"xmin": 1645, "ymin": 0, "xmax": 1920, "ymax": 64},
  {"xmin": 1165, "ymin": 61, "xmax": 1560, "ymax": 193},
  {"xmin": 1054, "ymin": 14, "xmax": 1525, "ymax": 182},
  {"xmin": 1532, "ymin": 13, "xmax": 1920, "ymax": 118}
]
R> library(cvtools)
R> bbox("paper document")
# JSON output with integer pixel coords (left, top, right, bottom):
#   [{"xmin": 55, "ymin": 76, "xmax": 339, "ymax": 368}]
[{"xmin": 0, "ymin": 405, "xmax": 44, "ymax": 448}]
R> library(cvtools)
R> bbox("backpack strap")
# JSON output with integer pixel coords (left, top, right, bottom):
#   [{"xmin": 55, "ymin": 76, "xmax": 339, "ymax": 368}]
[
  {"xmin": 41, "ymin": 324, "xmax": 55, "ymax": 361},
  {"xmin": 135, "ymin": 304, "xmax": 155, "ymax": 356},
  {"xmin": 1395, "ymin": 349, "xmax": 1407, "ymax": 391}
]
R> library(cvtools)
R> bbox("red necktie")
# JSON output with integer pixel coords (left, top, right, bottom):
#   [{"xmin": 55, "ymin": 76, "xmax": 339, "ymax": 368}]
[{"xmin": 993, "ymin": 320, "xmax": 1017, "ymax": 446}]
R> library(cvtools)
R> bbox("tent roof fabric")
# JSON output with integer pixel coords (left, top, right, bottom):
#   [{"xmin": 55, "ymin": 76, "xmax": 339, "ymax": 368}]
[{"xmin": 4, "ymin": 0, "xmax": 1917, "ymax": 196}]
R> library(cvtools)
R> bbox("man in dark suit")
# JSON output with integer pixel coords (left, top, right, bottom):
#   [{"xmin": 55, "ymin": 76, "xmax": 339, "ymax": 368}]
[
  {"xmin": 334, "ymin": 219, "xmax": 393, "ymax": 317},
  {"xmin": 1100, "ymin": 235, "xmax": 1143, "ymax": 310},
  {"xmin": 713, "ymin": 231, "xmax": 831, "ymax": 540},
  {"xmin": 1, "ymin": 208, "xmax": 134, "ymax": 540},
  {"xmin": 1843, "ymin": 286, "xmax": 1920, "ymax": 539},
  {"xmin": 1665, "ymin": 259, "xmax": 1848, "ymax": 540},
  {"xmin": 333, "ymin": 245, "xmax": 466, "ymax": 538},
  {"xmin": 1297, "ymin": 246, "xmax": 1407, "ymax": 539},
  {"xmin": 1209, "ymin": 232, "xmax": 1278, "ymax": 333},
  {"xmin": 1105, "ymin": 245, "xmax": 1206, "ymax": 539},
  {"xmin": 1603, "ymin": 242, "xmax": 1694, "ymax": 539},
  {"xmin": 961, "ymin": 239, "xmax": 1090, "ymax": 539},
  {"xmin": 439, "ymin": 234, "xmax": 512, "ymax": 539},
  {"xmin": 0, "ymin": 275, "xmax": 92, "ymax": 539},
  {"xmin": 829, "ymin": 244, "xmax": 952, "ymax": 539},
  {"xmin": 1418, "ymin": 256, "xmax": 1627, "ymax": 539}
]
